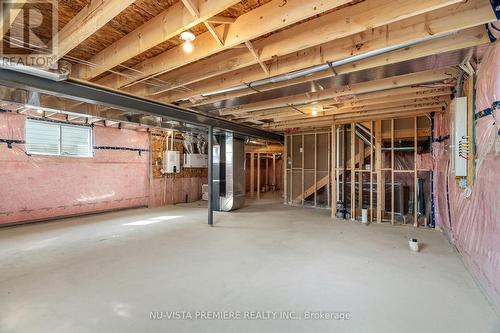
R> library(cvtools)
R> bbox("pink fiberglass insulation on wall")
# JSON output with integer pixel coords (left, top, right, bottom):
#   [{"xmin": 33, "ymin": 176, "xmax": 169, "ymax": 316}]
[
  {"xmin": 432, "ymin": 40, "xmax": 500, "ymax": 308},
  {"xmin": 0, "ymin": 112, "xmax": 150, "ymax": 226}
]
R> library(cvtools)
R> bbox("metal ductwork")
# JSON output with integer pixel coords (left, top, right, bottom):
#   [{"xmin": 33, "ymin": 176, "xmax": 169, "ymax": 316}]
[
  {"xmin": 182, "ymin": 133, "xmax": 195, "ymax": 154},
  {"xmin": 0, "ymin": 59, "xmax": 70, "ymax": 81},
  {"xmin": 199, "ymin": 32, "xmax": 454, "ymax": 98},
  {"xmin": 211, "ymin": 132, "xmax": 245, "ymax": 212},
  {"xmin": 196, "ymin": 133, "xmax": 207, "ymax": 154},
  {"xmin": 183, "ymin": 132, "xmax": 208, "ymax": 154}
]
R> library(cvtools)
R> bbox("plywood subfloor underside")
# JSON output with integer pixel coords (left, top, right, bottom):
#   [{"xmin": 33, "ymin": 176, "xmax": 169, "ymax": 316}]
[{"xmin": 0, "ymin": 194, "xmax": 498, "ymax": 332}]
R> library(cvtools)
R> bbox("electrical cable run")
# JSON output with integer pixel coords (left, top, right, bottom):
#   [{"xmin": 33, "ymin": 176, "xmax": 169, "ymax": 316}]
[
  {"xmin": 432, "ymin": 135, "xmax": 450, "ymax": 143},
  {"xmin": 475, "ymin": 100, "xmax": 499, "ymax": 120},
  {"xmin": 0, "ymin": 138, "xmax": 25, "ymax": 148},
  {"xmin": 93, "ymin": 146, "xmax": 149, "ymax": 156}
]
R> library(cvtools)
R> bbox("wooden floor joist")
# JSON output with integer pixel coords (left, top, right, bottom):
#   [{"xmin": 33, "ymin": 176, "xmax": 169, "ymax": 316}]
[
  {"xmin": 163, "ymin": 0, "xmax": 493, "ymax": 104},
  {"xmin": 72, "ymin": 0, "xmax": 241, "ymax": 80},
  {"xmin": 97, "ymin": 0, "xmax": 355, "ymax": 89}
]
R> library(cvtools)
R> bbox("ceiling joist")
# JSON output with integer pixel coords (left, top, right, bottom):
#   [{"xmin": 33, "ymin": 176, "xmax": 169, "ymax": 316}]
[
  {"xmin": 54, "ymin": 0, "xmax": 137, "ymax": 61},
  {"xmin": 72, "ymin": 0, "xmax": 241, "ymax": 80},
  {"xmin": 151, "ymin": 0, "xmax": 486, "ymax": 102},
  {"xmin": 95, "ymin": 0, "xmax": 362, "ymax": 89},
  {"xmin": 160, "ymin": 0, "xmax": 494, "ymax": 104},
  {"xmin": 6, "ymin": 0, "xmax": 492, "ymax": 133}
]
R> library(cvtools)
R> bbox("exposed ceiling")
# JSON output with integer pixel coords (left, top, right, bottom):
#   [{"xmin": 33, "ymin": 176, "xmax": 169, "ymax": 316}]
[{"xmin": 1, "ymin": 0, "xmax": 497, "ymax": 133}]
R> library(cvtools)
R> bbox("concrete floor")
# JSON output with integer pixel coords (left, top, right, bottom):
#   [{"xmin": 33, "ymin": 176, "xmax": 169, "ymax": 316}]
[{"xmin": 1, "ymin": 194, "xmax": 498, "ymax": 333}]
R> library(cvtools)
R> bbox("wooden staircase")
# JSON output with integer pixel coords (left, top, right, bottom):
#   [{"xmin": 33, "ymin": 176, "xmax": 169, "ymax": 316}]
[{"xmin": 295, "ymin": 175, "xmax": 329, "ymax": 201}]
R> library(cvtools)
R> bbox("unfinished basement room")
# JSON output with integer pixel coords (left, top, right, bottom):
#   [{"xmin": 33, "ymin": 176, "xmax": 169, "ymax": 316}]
[{"xmin": 0, "ymin": 0, "xmax": 499, "ymax": 332}]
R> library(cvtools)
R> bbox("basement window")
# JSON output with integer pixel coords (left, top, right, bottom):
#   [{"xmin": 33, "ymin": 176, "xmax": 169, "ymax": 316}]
[{"xmin": 25, "ymin": 119, "xmax": 93, "ymax": 157}]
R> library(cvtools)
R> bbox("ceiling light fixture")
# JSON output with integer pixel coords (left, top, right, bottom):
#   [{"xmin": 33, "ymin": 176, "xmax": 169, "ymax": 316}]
[
  {"xmin": 311, "ymin": 105, "xmax": 322, "ymax": 117},
  {"xmin": 180, "ymin": 31, "xmax": 195, "ymax": 53}
]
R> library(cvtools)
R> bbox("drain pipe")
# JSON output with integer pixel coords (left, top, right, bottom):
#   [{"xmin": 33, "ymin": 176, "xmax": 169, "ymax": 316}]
[
  {"xmin": 0, "ymin": 60, "xmax": 69, "ymax": 81},
  {"xmin": 201, "ymin": 32, "xmax": 454, "ymax": 98}
]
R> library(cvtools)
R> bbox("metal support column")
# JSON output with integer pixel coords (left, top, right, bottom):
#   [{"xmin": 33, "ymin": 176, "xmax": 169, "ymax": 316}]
[{"xmin": 208, "ymin": 125, "xmax": 214, "ymax": 226}]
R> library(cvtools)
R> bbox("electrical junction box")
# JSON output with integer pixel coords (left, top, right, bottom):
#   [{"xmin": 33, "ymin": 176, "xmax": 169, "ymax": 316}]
[
  {"xmin": 450, "ymin": 97, "xmax": 468, "ymax": 177},
  {"xmin": 184, "ymin": 153, "xmax": 208, "ymax": 168},
  {"xmin": 163, "ymin": 150, "xmax": 180, "ymax": 173}
]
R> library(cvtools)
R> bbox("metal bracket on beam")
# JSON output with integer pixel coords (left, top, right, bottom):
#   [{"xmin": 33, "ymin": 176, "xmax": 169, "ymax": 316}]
[
  {"xmin": 327, "ymin": 61, "xmax": 338, "ymax": 76},
  {"xmin": 245, "ymin": 82, "xmax": 262, "ymax": 93}
]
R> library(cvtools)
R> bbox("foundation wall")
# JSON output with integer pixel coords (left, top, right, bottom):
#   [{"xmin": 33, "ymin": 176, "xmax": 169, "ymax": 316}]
[
  {"xmin": 433, "ymin": 41, "xmax": 500, "ymax": 308},
  {"xmin": 0, "ymin": 112, "xmax": 206, "ymax": 226}
]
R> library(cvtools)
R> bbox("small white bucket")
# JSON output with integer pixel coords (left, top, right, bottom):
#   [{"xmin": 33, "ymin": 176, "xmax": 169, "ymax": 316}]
[
  {"xmin": 409, "ymin": 238, "xmax": 419, "ymax": 252},
  {"xmin": 361, "ymin": 209, "xmax": 368, "ymax": 224}
]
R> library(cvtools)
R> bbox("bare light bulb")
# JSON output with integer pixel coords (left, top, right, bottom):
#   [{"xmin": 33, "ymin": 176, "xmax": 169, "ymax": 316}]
[{"xmin": 183, "ymin": 40, "xmax": 193, "ymax": 53}]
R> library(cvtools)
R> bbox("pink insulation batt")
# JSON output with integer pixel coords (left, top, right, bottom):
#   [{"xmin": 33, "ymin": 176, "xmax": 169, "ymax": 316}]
[{"xmin": 432, "ymin": 40, "xmax": 500, "ymax": 308}]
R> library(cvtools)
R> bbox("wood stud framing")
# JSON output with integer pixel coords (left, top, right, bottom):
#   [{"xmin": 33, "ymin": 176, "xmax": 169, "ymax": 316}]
[
  {"xmin": 314, "ymin": 133, "xmax": 318, "ymax": 206},
  {"xmin": 246, "ymin": 151, "xmax": 282, "ymax": 200},
  {"xmin": 322, "ymin": 116, "xmax": 429, "ymax": 227},
  {"xmin": 414, "ymin": 117, "xmax": 418, "ymax": 227},
  {"xmin": 369, "ymin": 121, "xmax": 373, "ymax": 223},
  {"xmin": 301, "ymin": 135, "xmax": 304, "ymax": 206},
  {"xmin": 257, "ymin": 153, "xmax": 261, "ymax": 200},
  {"xmin": 250, "ymin": 152, "xmax": 254, "ymax": 198},
  {"xmin": 285, "ymin": 131, "xmax": 331, "ymax": 208},
  {"xmin": 284, "ymin": 138, "xmax": 288, "ymax": 204},
  {"xmin": 391, "ymin": 119, "xmax": 395, "ymax": 225},
  {"xmin": 350, "ymin": 123, "xmax": 355, "ymax": 220},
  {"xmin": 375, "ymin": 121, "xmax": 382, "ymax": 223},
  {"xmin": 331, "ymin": 126, "xmax": 336, "ymax": 216}
]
